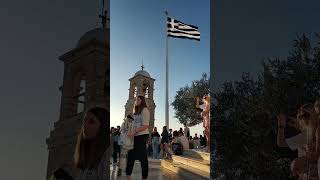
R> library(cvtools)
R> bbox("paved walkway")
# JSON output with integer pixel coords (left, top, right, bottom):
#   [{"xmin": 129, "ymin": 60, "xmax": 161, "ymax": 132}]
[{"xmin": 110, "ymin": 158, "xmax": 186, "ymax": 180}]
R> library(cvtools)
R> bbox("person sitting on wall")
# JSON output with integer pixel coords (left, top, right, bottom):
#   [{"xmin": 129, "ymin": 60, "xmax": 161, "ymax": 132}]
[
  {"xmin": 163, "ymin": 131, "xmax": 182, "ymax": 159},
  {"xmin": 177, "ymin": 131, "xmax": 190, "ymax": 151}
]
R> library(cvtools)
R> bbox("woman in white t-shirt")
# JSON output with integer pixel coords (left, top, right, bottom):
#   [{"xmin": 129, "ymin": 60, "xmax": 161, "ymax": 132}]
[{"xmin": 126, "ymin": 95, "xmax": 150, "ymax": 180}]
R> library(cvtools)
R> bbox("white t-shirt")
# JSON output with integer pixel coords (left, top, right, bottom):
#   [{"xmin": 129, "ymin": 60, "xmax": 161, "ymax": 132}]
[
  {"xmin": 177, "ymin": 136, "xmax": 189, "ymax": 150},
  {"xmin": 285, "ymin": 132, "xmax": 307, "ymax": 157},
  {"xmin": 199, "ymin": 104, "xmax": 205, "ymax": 110},
  {"xmin": 133, "ymin": 108, "xmax": 150, "ymax": 136}
]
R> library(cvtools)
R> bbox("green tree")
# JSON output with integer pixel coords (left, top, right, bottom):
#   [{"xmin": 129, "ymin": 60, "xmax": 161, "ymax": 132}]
[
  {"xmin": 212, "ymin": 33, "xmax": 320, "ymax": 179},
  {"xmin": 171, "ymin": 73, "xmax": 209, "ymax": 126}
]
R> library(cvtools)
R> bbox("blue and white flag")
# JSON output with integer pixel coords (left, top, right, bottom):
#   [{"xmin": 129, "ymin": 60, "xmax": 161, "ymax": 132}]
[{"xmin": 167, "ymin": 17, "xmax": 200, "ymax": 41}]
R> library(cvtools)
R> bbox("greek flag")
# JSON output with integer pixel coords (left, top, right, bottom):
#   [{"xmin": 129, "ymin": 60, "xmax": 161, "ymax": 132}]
[{"xmin": 167, "ymin": 17, "xmax": 200, "ymax": 41}]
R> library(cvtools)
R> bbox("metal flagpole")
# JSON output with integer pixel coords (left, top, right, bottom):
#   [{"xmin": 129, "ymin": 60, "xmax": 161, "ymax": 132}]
[{"xmin": 165, "ymin": 11, "xmax": 169, "ymax": 129}]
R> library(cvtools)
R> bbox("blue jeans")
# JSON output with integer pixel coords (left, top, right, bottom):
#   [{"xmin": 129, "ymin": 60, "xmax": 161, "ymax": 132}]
[{"xmin": 152, "ymin": 138, "xmax": 159, "ymax": 158}]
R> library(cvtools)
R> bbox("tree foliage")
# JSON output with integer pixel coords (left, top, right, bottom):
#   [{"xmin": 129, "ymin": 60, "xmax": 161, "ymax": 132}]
[
  {"xmin": 212, "ymin": 34, "xmax": 320, "ymax": 179},
  {"xmin": 171, "ymin": 73, "xmax": 209, "ymax": 126}
]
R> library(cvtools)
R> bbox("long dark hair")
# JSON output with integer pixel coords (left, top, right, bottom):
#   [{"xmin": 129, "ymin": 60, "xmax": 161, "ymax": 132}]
[
  {"xmin": 74, "ymin": 107, "xmax": 110, "ymax": 170},
  {"xmin": 133, "ymin": 95, "xmax": 147, "ymax": 115},
  {"xmin": 162, "ymin": 126, "xmax": 168, "ymax": 133}
]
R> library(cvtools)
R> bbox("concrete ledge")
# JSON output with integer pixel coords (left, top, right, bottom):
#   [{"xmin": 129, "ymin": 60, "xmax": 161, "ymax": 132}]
[
  {"xmin": 161, "ymin": 159, "xmax": 210, "ymax": 180},
  {"xmin": 148, "ymin": 158, "xmax": 161, "ymax": 166},
  {"xmin": 183, "ymin": 149, "xmax": 210, "ymax": 161},
  {"xmin": 172, "ymin": 155, "xmax": 210, "ymax": 173}
]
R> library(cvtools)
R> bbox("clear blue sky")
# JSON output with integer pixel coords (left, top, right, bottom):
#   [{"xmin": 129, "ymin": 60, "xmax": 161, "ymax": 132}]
[
  {"xmin": 110, "ymin": 0, "xmax": 210, "ymax": 136},
  {"xmin": 213, "ymin": 0, "xmax": 320, "ymax": 88}
]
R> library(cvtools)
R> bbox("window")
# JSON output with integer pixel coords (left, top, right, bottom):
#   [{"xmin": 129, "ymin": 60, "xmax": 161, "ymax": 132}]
[
  {"xmin": 133, "ymin": 86, "xmax": 138, "ymax": 98},
  {"xmin": 77, "ymin": 80, "xmax": 86, "ymax": 113},
  {"xmin": 144, "ymin": 87, "xmax": 149, "ymax": 98}
]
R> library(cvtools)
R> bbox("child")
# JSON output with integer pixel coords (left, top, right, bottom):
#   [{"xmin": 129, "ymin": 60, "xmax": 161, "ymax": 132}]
[{"xmin": 117, "ymin": 114, "xmax": 134, "ymax": 176}]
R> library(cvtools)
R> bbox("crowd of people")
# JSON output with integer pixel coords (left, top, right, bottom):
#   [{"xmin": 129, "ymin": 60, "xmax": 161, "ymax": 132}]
[
  {"xmin": 111, "ymin": 124, "xmax": 208, "ymax": 168},
  {"xmin": 277, "ymin": 99, "xmax": 320, "ymax": 179},
  {"xmin": 147, "ymin": 126, "xmax": 208, "ymax": 159},
  {"xmin": 49, "ymin": 93, "xmax": 210, "ymax": 180},
  {"xmin": 110, "ymin": 95, "xmax": 150, "ymax": 179}
]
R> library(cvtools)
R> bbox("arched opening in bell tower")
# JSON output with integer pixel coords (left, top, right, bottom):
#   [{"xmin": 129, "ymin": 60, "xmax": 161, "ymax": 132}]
[
  {"xmin": 144, "ymin": 87, "xmax": 149, "ymax": 98},
  {"xmin": 142, "ymin": 82, "xmax": 150, "ymax": 99},
  {"xmin": 77, "ymin": 79, "xmax": 86, "ymax": 113},
  {"xmin": 133, "ymin": 86, "xmax": 138, "ymax": 98}
]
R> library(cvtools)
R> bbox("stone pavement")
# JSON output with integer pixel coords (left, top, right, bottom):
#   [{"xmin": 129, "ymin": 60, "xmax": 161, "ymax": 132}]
[{"xmin": 110, "ymin": 158, "xmax": 191, "ymax": 180}]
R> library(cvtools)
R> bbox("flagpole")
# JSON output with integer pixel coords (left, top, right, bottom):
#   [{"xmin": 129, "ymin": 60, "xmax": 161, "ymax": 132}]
[{"xmin": 165, "ymin": 10, "xmax": 169, "ymax": 129}]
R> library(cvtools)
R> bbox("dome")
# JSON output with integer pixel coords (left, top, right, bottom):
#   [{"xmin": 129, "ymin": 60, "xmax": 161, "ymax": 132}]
[
  {"xmin": 134, "ymin": 70, "xmax": 151, "ymax": 78},
  {"xmin": 77, "ymin": 28, "xmax": 109, "ymax": 48}
]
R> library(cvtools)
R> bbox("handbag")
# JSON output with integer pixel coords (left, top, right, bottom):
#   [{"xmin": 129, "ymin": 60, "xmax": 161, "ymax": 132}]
[{"xmin": 122, "ymin": 121, "xmax": 134, "ymax": 150}]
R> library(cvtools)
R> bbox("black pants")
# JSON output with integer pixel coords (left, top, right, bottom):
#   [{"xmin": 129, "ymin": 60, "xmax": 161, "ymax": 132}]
[
  {"xmin": 113, "ymin": 142, "xmax": 120, "ymax": 163},
  {"xmin": 126, "ymin": 134, "xmax": 149, "ymax": 178}
]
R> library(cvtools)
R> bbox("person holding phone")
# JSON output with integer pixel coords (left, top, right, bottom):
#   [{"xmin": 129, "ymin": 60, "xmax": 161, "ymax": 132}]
[
  {"xmin": 126, "ymin": 95, "xmax": 150, "ymax": 180},
  {"xmin": 277, "ymin": 105, "xmax": 319, "ymax": 179}
]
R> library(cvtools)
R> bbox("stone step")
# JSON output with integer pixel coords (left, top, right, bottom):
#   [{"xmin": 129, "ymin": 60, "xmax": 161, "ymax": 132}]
[
  {"xmin": 183, "ymin": 149, "xmax": 210, "ymax": 161},
  {"xmin": 110, "ymin": 160, "xmax": 189, "ymax": 180},
  {"xmin": 148, "ymin": 158, "xmax": 161, "ymax": 166},
  {"xmin": 172, "ymin": 155, "xmax": 210, "ymax": 173},
  {"xmin": 161, "ymin": 159, "xmax": 210, "ymax": 180}
]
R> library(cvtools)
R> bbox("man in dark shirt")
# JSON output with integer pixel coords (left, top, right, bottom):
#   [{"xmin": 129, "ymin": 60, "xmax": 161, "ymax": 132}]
[
  {"xmin": 194, "ymin": 133, "xmax": 199, "ymax": 140},
  {"xmin": 200, "ymin": 135, "xmax": 205, "ymax": 147}
]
